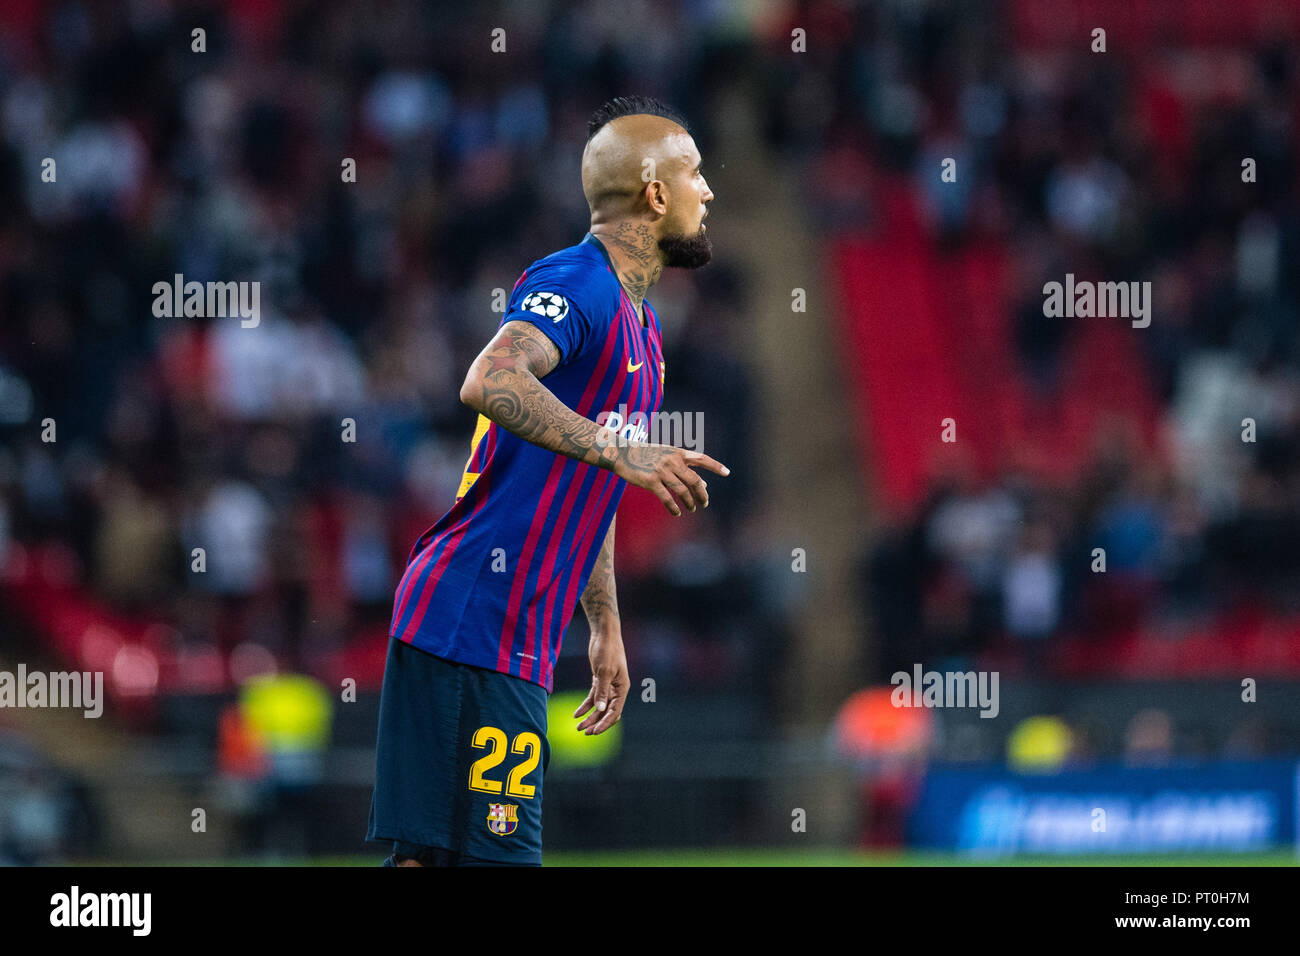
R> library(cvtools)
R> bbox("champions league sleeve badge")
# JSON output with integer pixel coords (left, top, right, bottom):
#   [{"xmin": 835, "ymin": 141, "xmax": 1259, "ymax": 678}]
[{"xmin": 521, "ymin": 291, "xmax": 569, "ymax": 322}]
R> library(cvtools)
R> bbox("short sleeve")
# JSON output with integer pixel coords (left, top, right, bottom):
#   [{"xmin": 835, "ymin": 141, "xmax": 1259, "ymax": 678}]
[{"xmin": 501, "ymin": 262, "xmax": 604, "ymax": 366}]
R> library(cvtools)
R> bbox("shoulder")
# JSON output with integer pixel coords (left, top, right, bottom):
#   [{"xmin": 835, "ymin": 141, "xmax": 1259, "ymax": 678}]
[{"xmin": 515, "ymin": 241, "xmax": 622, "ymax": 315}]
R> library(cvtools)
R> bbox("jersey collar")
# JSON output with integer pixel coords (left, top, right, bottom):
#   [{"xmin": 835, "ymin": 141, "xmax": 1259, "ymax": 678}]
[{"xmin": 582, "ymin": 232, "xmax": 618, "ymax": 273}]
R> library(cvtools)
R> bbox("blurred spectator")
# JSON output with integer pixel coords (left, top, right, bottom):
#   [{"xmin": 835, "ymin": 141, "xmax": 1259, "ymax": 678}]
[{"xmin": 1124, "ymin": 708, "xmax": 1175, "ymax": 767}]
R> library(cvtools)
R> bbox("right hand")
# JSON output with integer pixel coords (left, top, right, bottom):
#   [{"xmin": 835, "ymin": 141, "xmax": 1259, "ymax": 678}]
[{"xmin": 613, "ymin": 444, "xmax": 730, "ymax": 516}]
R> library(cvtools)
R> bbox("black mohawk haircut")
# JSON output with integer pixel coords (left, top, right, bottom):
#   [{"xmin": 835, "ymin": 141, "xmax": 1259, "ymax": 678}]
[{"xmin": 587, "ymin": 96, "xmax": 691, "ymax": 141}]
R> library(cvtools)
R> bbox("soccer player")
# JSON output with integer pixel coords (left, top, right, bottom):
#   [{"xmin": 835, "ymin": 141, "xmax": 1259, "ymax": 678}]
[{"xmin": 367, "ymin": 96, "xmax": 728, "ymax": 866}]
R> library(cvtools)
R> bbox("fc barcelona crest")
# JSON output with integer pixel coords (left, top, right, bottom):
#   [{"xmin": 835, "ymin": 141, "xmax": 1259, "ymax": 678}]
[{"xmin": 487, "ymin": 803, "xmax": 519, "ymax": 836}]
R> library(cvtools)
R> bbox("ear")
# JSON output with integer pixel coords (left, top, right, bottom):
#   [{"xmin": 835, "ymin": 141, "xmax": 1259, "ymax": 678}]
[{"xmin": 644, "ymin": 178, "xmax": 669, "ymax": 216}]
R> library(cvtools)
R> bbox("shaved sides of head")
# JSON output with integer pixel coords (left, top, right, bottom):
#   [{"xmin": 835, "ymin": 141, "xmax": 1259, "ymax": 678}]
[{"xmin": 582, "ymin": 96, "xmax": 693, "ymax": 217}]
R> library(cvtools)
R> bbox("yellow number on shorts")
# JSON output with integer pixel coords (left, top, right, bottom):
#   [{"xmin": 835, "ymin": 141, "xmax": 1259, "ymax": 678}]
[
  {"xmin": 468, "ymin": 726, "xmax": 541, "ymax": 799},
  {"xmin": 468, "ymin": 726, "xmax": 508, "ymax": 794},
  {"xmin": 507, "ymin": 733, "xmax": 542, "ymax": 799}
]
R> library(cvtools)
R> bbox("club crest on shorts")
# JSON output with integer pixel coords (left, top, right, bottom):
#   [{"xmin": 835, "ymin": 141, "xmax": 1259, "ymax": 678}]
[{"xmin": 487, "ymin": 803, "xmax": 519, "ymax": 836}]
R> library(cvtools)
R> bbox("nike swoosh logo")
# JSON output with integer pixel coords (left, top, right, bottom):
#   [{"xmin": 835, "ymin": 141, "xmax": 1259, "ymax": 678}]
[{"xmin": 627, "ymin": 359, "xmax": 644, "ymax": 372}]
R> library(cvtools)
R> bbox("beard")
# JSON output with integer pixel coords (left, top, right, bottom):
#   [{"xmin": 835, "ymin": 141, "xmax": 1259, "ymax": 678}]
[{"xmin": 658, "ymin": 224, "xmax": 712, "ymax": 269}]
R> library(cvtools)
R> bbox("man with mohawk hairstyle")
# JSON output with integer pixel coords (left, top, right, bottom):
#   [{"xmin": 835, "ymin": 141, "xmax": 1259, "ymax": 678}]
[{"xmin": 366, "ymin": 95, "xmax": 728, "ymax": 866}]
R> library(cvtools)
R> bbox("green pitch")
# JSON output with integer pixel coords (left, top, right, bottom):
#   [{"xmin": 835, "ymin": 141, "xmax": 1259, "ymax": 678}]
[
  {"xmin": 542, "ymin": 849, "xmax": 1299, "ymax": 867},
  {"xmin": 280, "ymin": 848, "xmax": 1297, "ymax": 867},
  {"xmin": 108, "ymin": 848, "xmax": 1298, "ymax": 866}
]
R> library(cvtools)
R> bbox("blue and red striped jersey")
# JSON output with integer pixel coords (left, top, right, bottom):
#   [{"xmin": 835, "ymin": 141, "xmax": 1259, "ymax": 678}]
[{"xmin": 390, "ymin": 233, "xmax": 665, "ymax": 691}]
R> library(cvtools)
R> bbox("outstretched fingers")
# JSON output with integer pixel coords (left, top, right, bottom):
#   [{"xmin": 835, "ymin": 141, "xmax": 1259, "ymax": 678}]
[{"xmin": 682, "ymin": 451, "xmax": 730, "ymax": 477}]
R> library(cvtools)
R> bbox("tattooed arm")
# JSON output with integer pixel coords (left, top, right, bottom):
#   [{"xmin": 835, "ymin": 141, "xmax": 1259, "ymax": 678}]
[
  {"xmin": 459, "ymin": 320, "xmax": 731, "ymax": 516},
  {"xmin": 573, "ymin": 515, "xmax": 626, "ymax": 734},
  {"xmin": 580, "ymin": 514, "xmax": 619, "ymax": 638}
]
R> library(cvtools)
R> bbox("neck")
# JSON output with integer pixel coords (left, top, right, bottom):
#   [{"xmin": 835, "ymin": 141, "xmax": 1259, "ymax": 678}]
[{"xmin": 590, "ymin": 220, "xmax": 664, "ymax": 308}]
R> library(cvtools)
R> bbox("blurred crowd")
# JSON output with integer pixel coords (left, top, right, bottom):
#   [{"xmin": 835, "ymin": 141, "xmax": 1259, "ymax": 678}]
[
  {"xmin": 752, "ymin": 1, "xmax": 1300, "ymax": 676},
  {"xmin": 0, "ymin": 1, "xmax": 765, "ymax": 695},
  {"xmin": 4, "ymin": 0, "xmax": 1300, "ymax": 861},
  {"xmin": 3, "ymin": 0, "xmax": 1298, "ymax": 720}
]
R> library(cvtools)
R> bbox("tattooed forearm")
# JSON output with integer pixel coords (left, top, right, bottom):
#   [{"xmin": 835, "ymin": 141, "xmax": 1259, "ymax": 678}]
[
  {"xmin": 466, "ymin": 319, "xmax": 725, "ymax": 518},
  {"xmin": 462, "ymin": 320, "xmax": 628, "ymax": 471},
  {"xmin": 581, "ymin": 515, "xmax": 619, "ymax": 636}
]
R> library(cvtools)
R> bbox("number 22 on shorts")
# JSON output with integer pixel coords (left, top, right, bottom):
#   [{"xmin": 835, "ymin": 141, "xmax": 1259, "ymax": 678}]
[{"xmin": 467, "ymin": 726, "xmax": 541, "ymax": 798}]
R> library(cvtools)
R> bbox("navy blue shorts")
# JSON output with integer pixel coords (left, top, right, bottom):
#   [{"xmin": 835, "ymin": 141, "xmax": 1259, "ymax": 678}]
[{"xmin": 366, "ymin": 637, "xmax": 550, "ymax": 866}]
